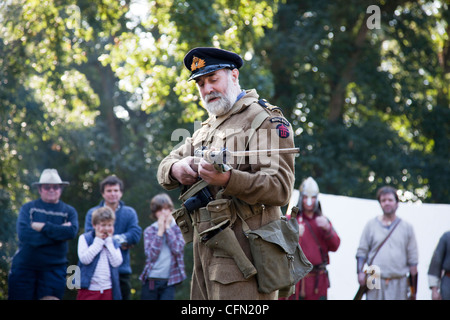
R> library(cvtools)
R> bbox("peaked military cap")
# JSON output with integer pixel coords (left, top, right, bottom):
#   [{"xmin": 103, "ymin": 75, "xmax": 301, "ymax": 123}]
[{"xmin": 183, "ymin": 47, "xmax": 243, "ymax": 81}]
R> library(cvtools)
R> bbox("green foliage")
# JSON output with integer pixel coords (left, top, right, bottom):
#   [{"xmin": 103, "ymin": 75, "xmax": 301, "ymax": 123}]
[
  {"xmin": 263, "ymin": 0, "xmax": 449, "ymax": 202},
  {"xmin": 0, "ymin": 0, "xmax": 448, "ymax": 299},
  {"xmin": 0, "ymin": 190, "xmax": 17, "ymax": 299}
]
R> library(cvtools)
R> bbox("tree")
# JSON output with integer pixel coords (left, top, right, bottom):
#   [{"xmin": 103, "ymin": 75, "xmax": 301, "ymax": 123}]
[{"xmin": 263, "ymin": 0, "xmax": 449, "ymax": 201}]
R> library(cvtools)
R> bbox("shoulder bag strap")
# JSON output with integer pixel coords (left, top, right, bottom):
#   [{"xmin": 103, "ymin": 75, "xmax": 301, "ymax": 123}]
[
  {"xmin": 368, "ymin": 218, "xmax": 402, "ymax": 266},
  {"xmin": 235, "ymin": 108, "xmax": 269, "ymax": 170},
  {"xmin": 234, "ymin": 108, "xmax": 270, "ymax": 234},
  {"xmin": 304, "ymin": 217, "xmax": 328, "ymax": 264}
]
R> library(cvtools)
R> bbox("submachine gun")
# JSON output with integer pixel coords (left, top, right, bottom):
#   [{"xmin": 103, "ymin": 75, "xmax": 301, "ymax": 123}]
[
  {"xmin": 193, "ymin": 146, "xmax": 300, "ymax": 173},
  {"xmin": 183, "ymin": 146, "xmax": 300, "ymax": 212},
  {"xmin": 181, "ymin": 146, "xmax": 300, "ymax": 279}
]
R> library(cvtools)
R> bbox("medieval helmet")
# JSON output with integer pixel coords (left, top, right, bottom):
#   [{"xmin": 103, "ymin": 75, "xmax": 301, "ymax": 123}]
[{"xmin": 298, "ymin": 177, "xmax": 320, "ymax": 212}]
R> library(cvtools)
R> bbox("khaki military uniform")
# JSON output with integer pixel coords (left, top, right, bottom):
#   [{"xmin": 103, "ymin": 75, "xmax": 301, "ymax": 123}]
[{"xmin": 157, "ymin": 89, "xmax": 295, "ymax": 299}]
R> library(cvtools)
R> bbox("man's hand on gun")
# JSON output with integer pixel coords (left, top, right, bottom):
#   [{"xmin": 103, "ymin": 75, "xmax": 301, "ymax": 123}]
[
  {"xmin": 198, "ymin": 159, "xmax": 231, "ymax": 187},
  {"xmin": 170, "ymin": 148, "xmax": 231, "ymax": 187},
  {"xmin": 171, "ymin": 156, "xmax": 198, "ymax": 185}
]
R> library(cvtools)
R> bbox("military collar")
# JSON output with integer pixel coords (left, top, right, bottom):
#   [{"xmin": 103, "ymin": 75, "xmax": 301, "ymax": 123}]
[{"xmin": 215, "ymin": 89, "xmax": 258, "ymax": 118}]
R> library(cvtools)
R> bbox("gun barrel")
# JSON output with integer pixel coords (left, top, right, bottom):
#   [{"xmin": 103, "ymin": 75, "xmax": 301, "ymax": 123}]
[{"xmin": 231, "ymin": 147, "xmax": 300, "ymax": 157}]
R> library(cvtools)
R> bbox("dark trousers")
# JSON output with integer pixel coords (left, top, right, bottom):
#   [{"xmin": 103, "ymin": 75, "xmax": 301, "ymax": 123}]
[
  {"xmin": 442, "ymin": 275, "xmax": 450, "ymax": 300},
  {"xmin": 119, "ymin": 273, "xmax": 131, "ymax": 300},
  {"xmin": 8, "ymin": 266, "xmax": 66, "ymax": 300},
  {"xmin": 141, "ymin": 279, "xmax": 175, "ymax": 300}
]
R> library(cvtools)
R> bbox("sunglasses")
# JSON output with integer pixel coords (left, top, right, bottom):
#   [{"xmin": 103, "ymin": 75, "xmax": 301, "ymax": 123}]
[{"xmin": 41, "ymin": 185, "xmax": 62, "ymax": 191}]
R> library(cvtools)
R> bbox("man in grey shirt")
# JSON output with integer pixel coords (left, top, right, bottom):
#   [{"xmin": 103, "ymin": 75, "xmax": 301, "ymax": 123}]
[
  {"xmin": 428, "ymin": 231, "xmax": 450, "ymax": 300},
  {"xmin": 356, "ymin": 186, "xmax": 418, "ymax": 300}
]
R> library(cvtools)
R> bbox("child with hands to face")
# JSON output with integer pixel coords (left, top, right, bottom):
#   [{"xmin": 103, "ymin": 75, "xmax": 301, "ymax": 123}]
[
  {"xmin": 139, "ymin": 193, "xmax": 186, "ymax": 300},
  {"xmin": 76, "ymin": 207, "xmax": 123, "ymax": 300},
  {"xmin": 95, "ymin": 217, "xmax": 115, "ymax": 240},
  {"xmin": 156, "ymin": 206, "xmax": 174, "ymax": 237}
]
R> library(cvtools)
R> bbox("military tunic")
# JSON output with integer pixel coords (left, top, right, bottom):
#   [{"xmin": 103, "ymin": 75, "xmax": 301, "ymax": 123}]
[{"xmin": 157, "ymin": 89, "xmax": 295, "ymax": 300}]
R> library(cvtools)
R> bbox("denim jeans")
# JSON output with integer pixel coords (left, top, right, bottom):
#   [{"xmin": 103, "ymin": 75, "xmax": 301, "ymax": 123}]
[{"xmin": 141, "ymin": 279, "xmax": 175, "ymax": 300}]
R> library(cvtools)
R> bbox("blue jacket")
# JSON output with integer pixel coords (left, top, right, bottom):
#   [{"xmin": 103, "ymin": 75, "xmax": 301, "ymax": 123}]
[
  {"xmin": 12, "ymin": 199, "xmax": 78, "ymax": 270},
  {"xmin": 85, "ymin": 201, "xmax": 141, "ymax": 274},
  {"xmin": 78, "ymin": 231, "xmax": 122, "ymax": 300}
]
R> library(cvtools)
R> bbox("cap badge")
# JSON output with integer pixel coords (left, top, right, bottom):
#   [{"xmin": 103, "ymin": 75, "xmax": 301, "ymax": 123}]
[{"xmin": 191, "ymin": 56, "xmax": 206, "ymax": 71}]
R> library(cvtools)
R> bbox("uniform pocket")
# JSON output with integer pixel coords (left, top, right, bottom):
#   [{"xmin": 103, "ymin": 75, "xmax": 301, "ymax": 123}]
[
  {"xmin": 208, "ymin": 259, "xmax": 248, "ymax": 285},
  {"xmin": 206, "ymin": 198, "xmax": 234, "ymax": 225},
  {"xmin": 172, "ymin": 207, "xmax": 193, "ymax": 244}
]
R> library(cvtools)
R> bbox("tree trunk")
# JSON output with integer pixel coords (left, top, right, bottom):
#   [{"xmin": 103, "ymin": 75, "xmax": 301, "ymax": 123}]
[
  {"xmin": 327, "ymin": 14, "xmax": 369, "ymax": 123},
  {"xmin": 95, "ymin": 62, "xmax": 121, "ymax": 152}
]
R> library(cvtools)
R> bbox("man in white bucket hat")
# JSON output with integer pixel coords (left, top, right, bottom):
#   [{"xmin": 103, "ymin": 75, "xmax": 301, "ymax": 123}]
[
  {"xmin": 8, "ymin": 168, "xmax": 78, "ymax": 300},
  {"xmin": 33, "ymin": 168, "xmax": 70, "ymax": 184}
]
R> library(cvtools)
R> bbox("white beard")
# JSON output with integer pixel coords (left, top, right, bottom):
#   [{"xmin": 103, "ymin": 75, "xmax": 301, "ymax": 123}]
[
  {"xmin": 204, "ymin": 92, "xmax": 233, "ymax": 116},
  {"xmin": 203, "ymin": 75, "xmax": 240, "ymax": 117}
]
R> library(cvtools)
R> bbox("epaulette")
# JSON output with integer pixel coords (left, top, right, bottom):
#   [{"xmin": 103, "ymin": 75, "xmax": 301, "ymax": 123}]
[{"xmin": 258, "ymin": 99, "xmax": 284, "ymax": 116}]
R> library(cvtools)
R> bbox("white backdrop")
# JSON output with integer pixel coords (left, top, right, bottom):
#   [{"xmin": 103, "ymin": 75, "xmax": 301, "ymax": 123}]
[{"xmin": 287, "ymin": 190, "xmax": 450, "ymax": 300}]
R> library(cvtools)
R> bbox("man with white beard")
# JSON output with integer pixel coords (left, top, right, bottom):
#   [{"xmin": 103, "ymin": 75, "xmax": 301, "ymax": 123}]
[
  {"xmin": 200, "ymin": 68, "xmax": 242, "ymax": 117},
  {"xmin": 157, "ymin": 47, "xmax": 296, "ymax": 299}
]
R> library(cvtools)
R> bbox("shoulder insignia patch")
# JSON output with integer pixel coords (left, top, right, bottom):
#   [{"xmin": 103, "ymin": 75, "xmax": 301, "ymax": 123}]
[
  {"xmin": 270, "ymin": 116, "xmax": 290, "ymax": 127},
  {"xmin": 258, "ymin": 99, "xmax": 283, "ymax": 115},
  {"xmin": 276, "ymin": 124, "xmax": 290, "ymax": 138}
]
